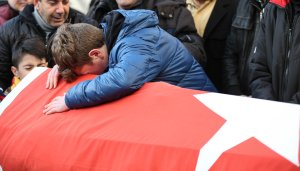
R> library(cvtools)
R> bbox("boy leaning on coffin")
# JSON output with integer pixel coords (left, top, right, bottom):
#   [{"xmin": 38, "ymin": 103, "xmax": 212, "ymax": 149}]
[{"xmin": 43, "ymin": 9, "xmax": 217, "ymax": 115}]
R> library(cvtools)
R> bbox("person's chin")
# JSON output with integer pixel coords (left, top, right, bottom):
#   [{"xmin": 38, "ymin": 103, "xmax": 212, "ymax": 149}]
[{"xmin": 50, "ymin": 20, "xmax": 65, "ymax": 27}]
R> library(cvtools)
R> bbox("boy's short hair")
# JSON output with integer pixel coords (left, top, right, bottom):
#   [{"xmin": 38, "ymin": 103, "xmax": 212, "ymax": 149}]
[
  {"xmin": 12, "ymin": 36, "xmax": 47, "ymax": 68},
  {"xmin": 51, "ymin": 23, "xmax": 105, "ymax": 82}
]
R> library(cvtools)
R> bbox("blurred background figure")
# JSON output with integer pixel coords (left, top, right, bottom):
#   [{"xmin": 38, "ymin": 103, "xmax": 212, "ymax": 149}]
[
  {"xmin": 187, "ymin": 0, "xmax": 239, "ymax": 92},
  {"xmin": 87, "ymin": 0, "xmax": 207, "ymax": 67},
  {"xmin": 223, "ymin": 0, "xmax": 268, "ymax": 96},
  {"xmin": 0, "ymin": 0, "xmax": 33, "ymax": 26},
  {"xmin": 250, "ymin": 0, "xmax": 300, "ymax": 104},
  {"xmin": 70, "ymin": 0, "xmax": 91, "ymax": 14}
]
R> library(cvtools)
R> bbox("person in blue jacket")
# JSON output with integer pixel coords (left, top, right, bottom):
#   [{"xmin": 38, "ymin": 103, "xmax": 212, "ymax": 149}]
[{"xmin": 43, "ymin": 10, "xmax": 216, "ymax": 115}]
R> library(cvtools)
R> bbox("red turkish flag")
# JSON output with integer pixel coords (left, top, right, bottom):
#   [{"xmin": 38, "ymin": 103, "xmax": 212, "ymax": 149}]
[{"xmin": 0, "ymin": 68, "xmax": 299, "ymax": 171}]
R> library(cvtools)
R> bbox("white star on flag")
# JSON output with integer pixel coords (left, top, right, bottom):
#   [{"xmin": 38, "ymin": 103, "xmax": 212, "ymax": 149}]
[{"xmin": 194, "ymin": 93, "xmax": 300, "ymax": 171}]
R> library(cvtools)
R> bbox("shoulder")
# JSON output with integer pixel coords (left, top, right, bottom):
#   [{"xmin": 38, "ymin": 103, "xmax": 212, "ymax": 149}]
[
  {"xmin": 0, "ymin": 1, "xmax": 8, "ymax": 6},
  {"xmin": 68, "ymin": 8, "xmax": 98, "ymax": 26}
]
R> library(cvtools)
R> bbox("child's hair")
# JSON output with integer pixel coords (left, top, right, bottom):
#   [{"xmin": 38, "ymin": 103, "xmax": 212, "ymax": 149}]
[
  {"xmin": 51, "ymin": 23, "xmax": 105, "ymax": 82},
  {"xmin": 12, "ymin": 36, "xmax": 47, "ymax": 68}
]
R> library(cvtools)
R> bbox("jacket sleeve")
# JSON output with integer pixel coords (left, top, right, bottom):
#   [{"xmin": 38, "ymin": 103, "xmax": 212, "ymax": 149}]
[
  {"xmin": 222, "ymin": 25, "xmax": 242, "ymax": 95},
  {"xmin": 155, "ymin": 1, "xmax": 207, "ymax": 66},
  {"xmin": 70, "ymin": 8, "xmax": 98, "ymax": 27},
  {"xmin": 65, "ymin": 39, "xmax": 161, "ymax": 109},
  {"xmin": 0, "ymin": 22, "xmax": 14, "ymax": 91},
  {"xmin": 249, "ymin": 14, "xmax": 275, "ymax": 100},
  {"xmin": 290, "ymin": 92, "xmax": 300, "ymax": 104}
]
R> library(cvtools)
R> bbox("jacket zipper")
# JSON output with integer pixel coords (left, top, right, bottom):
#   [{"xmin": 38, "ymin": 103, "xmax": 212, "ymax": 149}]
[
  {"xmin": 240, "ymin": 1, "xmax": 263, "ymax": 90},
  {"xmin": 281, "ymin": 10, "xmax": 296, "ymax": 100}
]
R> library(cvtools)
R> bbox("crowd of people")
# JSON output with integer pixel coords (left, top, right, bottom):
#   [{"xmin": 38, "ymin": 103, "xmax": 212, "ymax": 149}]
[{"xmin": 1, "ymin": 0, "xmax": 300, "ymax": 113}]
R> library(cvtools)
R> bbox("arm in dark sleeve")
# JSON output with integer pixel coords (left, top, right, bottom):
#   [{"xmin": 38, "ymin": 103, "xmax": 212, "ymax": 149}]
[
  {"xmin": 175, "ymin": 6, "xmax": 207, "ymax": 67},
  {"xmin": 249, "ymin": 16, "xmax": 275, "ymax": 100},
  {"xmin": 155, "ymin": 1, "xmax": 207, "ymax": 66},
  {"xmin": 0, "ymin": 23, "xmax": 14, "ymax": 91},
  {"xmin": 70, "ymin": 8, "xmax": 99, "ymax": 27},
  {"xmin": 222, "ymin": 26, "xmax": 242, "ymax": 95}
]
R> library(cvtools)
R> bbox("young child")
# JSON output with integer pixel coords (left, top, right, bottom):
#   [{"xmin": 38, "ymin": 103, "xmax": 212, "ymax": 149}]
[
  {"xmin": 43, "ymin": 10, "xmax": 216, "ymax": 115},
  {"xmin": 7, "ymin": 37, "xmax": 48, "ymax": 93}
]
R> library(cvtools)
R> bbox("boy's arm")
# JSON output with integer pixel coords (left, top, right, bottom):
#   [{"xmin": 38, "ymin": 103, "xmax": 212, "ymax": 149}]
[
  {"xmin": 65, "ymin": 41, "xmax": 161, "ymax": 109},
  {"xmin": 46, "ymin": 65, "xmax": 61, "ymax": 89}
]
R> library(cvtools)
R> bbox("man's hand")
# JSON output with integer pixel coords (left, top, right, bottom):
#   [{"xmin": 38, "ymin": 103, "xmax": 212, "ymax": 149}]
[
  {"xmin": 43, "ymin": 95, "xmax": 69, "ymax": 115},
  {"xmin": 46, "ymin": 65, "xmax": 61, "ymax": 89}
]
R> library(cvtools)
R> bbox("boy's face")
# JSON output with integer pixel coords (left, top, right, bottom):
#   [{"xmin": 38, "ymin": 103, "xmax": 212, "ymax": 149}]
[
  {"xmin": 35, "ymin": 0, "xmax": 70, "ymax": 27},
  {"xmin": 12, "ymin": 54, "xmax": 48, "ymax": 80},
  {"xmin": 73, "ymin": 47, "xmax": 108, "ymax": 76}
]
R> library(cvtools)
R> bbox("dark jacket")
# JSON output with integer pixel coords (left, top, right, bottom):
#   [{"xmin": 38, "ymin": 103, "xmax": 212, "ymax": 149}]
[
  {"xmin": 65, "ymin": 10, "xmax": 217, "ymax": 109},
  {"xmin": 223, "ymin": 0, "xmax": 267, "ymax": 95},
  {"xmin": 0, "ymin": 0, "xmax": 18, "ymax": 26},
  {"xmin": 87, "ymin": 0, "xmax": 207, "ymax": 66},
  {"xmin": 250, "ymin": 0, "xmax": 300, "ymax": 104},
  {"xmin": 203, "ymin": 0, "xmax": 239, "ymax": 92},
  {"xmin": 0, "ymin": 4, "xmax": 97, "ymax": 91}
]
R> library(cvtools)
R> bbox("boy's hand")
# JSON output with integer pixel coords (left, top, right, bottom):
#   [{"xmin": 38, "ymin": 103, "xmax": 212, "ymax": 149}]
[
  {"xmin": 46, "ymin": 65, "xmax": 61, "ymax": 89},
  {"xmin": 43, "ymin": 95, "xmax": 69, "ymax": 115}
]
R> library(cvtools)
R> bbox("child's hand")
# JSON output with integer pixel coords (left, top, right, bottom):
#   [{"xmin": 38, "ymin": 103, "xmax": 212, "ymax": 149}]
[
  {"xmin": 46, "ymin": 65, "xmax": 61, "ymax": 89},
  {"xmin": 43, "ymin": 95, "xmax": 69, "ymax": 115}
]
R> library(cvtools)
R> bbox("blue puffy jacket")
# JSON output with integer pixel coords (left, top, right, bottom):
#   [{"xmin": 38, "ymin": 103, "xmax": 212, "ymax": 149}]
[{"xmin": 65, "ymin": 10, "xmax": 216, "ymax": 109}]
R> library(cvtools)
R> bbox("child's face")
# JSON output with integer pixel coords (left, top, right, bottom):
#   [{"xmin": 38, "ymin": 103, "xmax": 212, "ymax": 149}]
[{"xmin": 12, "ymin": 54, "xmax": 48, "ymax": 80}]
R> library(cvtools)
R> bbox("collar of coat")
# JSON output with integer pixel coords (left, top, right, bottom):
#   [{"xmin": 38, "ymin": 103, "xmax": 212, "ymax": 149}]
[{"xmin": 270, "ymin": 0, "xmax": 291, "ymax": 8}]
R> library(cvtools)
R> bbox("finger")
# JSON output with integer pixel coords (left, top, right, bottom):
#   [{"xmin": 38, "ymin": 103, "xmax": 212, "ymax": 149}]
[
  {"xmin": 43, "ymin": 98, "xmax": 58, "ymax": 111},
  {"xmin": 44, "ymin": 107, "xmax": 56, "ymax": 115},
  {"xmin": 46, "ymin": 67, "xmax": 55, "ymax": 89},
  {"xmin": 49, "ymin": 67, "xmax": 57, "ymax": 89},
  {"xmin": 53, "ymin": 68, "xmax": 59, "ymax": 89},
  {"xmin": 43, "ymin": 102, "xmax": 59, "ymax": 115},
  {"xmin": 43, "ymin": 105, "xmax": 53, "ymax": 114},
  {"xmin": 46, "ymin": 70, "xmax": 51, "ymax": 89}
]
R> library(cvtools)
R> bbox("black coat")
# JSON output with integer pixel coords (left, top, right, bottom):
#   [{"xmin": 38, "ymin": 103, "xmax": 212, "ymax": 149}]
[
  {"xmin": 87, "ymin": 0, "xmax": 207, "ymax": 66},
  {"xmin": 222, "ymin": 0, "xmax": 266, "ymax": 95},
  {"xmin": 250, "ymin": 1, "xmax": 300, "ymax": 104},
  {"xmin": 203, "ymin": 0, "xmax": 239, "ymax": 92},
  {"xmin": 0, "ymin": 4, "xmax": 97, "ymax": 91}
]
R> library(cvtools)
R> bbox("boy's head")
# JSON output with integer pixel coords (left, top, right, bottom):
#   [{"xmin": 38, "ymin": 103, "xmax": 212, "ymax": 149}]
[
  {"xmin": 51, "ymin": 23, "xmax": 107, "ymax": 82},
  {"xmin": 11, "ymin": 37, "xmax": 48, "ymax": 80}
]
